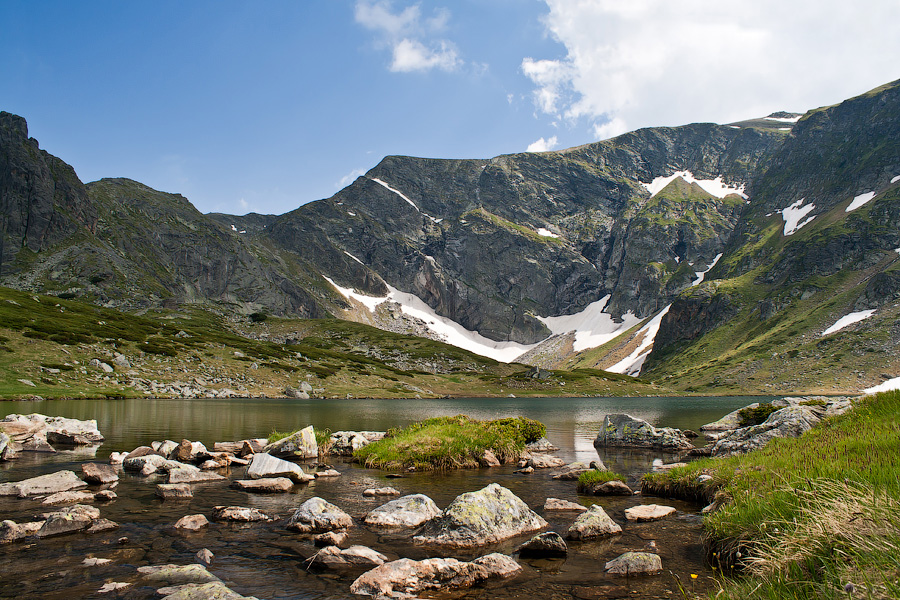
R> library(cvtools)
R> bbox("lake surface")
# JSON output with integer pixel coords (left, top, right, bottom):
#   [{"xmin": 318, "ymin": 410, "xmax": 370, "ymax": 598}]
[{"xmin": 0, "ymin": 395, "xmax": 761, "ymax": 599}]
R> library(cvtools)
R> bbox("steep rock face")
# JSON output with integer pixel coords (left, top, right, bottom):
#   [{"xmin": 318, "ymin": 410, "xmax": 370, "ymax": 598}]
[
  {"xmin": 0, "ymin": 112, "xmax": 96, "ymax": 276},
  {"xmin": 268, "ymin": 124, "xmax": 782, "ymax": 344}
]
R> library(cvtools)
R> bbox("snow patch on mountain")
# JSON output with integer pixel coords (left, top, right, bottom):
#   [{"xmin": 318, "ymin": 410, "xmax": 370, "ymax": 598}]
[
  {"xmin": 692, "ymin": 253, "xmax": 722, "ymax": 287},
  {"xmin": 537, "ymin": 296, "xmax": 641, "ymax": 353},
  {"xmin": 370, "ymin": 177, "xmax": 441, "ymax": 223},
  {"xmin": 822, "ymin": 310, "xmax": 876, "ymax": 336},
  {"xmin": 846, "ymin": 191, "xmax": 876, "ymax": 212},
  {"xmin": 640, "ymin": 171, "xmax": 747, "ymax": 200},
  {"xmin": 765, "ymin": 115, "xmax": 802, "ymax": 123},
  {"xmin": 344, "ymin": 251, "xmax": 364, "ymax": 265},
  {"xmin": 892, "ymin": 175, "xmax": 900, "ymax": 184},
  {"xmin": 780, "ymin": 199, "xmax": 816, "ymax": 235},
  {"xmin": 606, "ymin": 304, "xmax": 672, "ymax": 376},
  {"xmin": 536, "ymin": 228, "xmax": 559, "ymax": 238},
  {"xmin": 865, "ymin": 376, "xmax": 900, "ymax": 394}
]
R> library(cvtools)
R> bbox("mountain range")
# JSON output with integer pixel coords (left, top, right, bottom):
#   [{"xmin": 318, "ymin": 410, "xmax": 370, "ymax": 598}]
[{"xmin": 2, "ymin": 79, "xmax": 898, "ymax": 395}]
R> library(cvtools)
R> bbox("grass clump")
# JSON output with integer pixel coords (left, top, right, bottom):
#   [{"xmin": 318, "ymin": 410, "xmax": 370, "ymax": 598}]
[
  {"xmin": 354, "ymin": 414, "xmax": 545, "ymax": 471},
  {"xmin": 576, "ymin": 469, "xmax": 625, "ymax": 492},
  {"xmin": 737, "ymin": 402, "xmax": 778, "ymax": 426},
  {"xmin": 644, "ymin": 390, "xmax": 900, "ymax": 599}
]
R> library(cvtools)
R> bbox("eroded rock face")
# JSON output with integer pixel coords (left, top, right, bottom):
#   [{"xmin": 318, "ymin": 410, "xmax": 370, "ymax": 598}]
[
  {"xmin": 413, "ymin": 483, "xmax": 547, "ymax": 549},
  {"xmin": 264, "ymin": 426, "xmax": 317, "ymax": 459},
  {"xmin": 349, "ymin": 553, "xmax": 521, "ymax": 598},
  {"xmin": 565, "ymin": 505, "xmax": 622, "ymax": 540},
  {"xmin": 286, "ymin": 497, "xmax": 353, "ymax": 533},
  {"xmin": 594, "ymin": 414, "xmax": 693, "ymax": 451},
  {"xmin": 364, "ymin": 494, "xmax": 441, "ymax": 528},
  {"xmin": 711, "ymin": 406, "xmax": 822, "ymax": 456}
]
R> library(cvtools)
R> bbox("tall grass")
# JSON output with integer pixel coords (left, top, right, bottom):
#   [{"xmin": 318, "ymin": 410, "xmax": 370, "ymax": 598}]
[
  {"xmin": 353, "ymin": 415, "xmax": 545, "ymax": 471},
  {"xmin": 643, "ymin": 390, "xmax": 900, "ymax": 598}
]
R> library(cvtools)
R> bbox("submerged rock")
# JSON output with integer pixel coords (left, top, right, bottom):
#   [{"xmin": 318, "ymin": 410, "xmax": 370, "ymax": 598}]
[
  {"xmin": 286, "ymin": 497, "xmax": 353, "ymax": 533},
  {"xmin": 41, "ymin": 490, "xmax": 96, "ymax": 505},
  {"xmin": 350, "ymin": 553, "xmax": 521, "ymax": 598},
  {"xmin": 364, "ymin": 494, "xmax": 441, "ymax": 528},
  {"xmin": 595, "ymin": 414, "xmax": 694, "ymax": 451},
  {"xmin": 413, "ymin": 483, "xmax": 547, "ymax": 549},
  {"xmin": 156, "ymin": 484, "xmax": 193, "ymax": 500},
  {"xmin": 565, "ymin": 505, "xmax": 622, "ymax": 540},
  {"xmin": 604, "ymin": 552, "xmax": 662, "ymax": 575},
  {"xmin": 517, "ymin": 531, "xmax": 567, "ymax": 558}
]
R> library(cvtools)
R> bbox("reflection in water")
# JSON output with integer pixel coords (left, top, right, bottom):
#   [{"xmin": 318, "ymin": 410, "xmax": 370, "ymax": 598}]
[{"xmin": 0, "ymin": 396, "xmax": 762, "ymax": 599}]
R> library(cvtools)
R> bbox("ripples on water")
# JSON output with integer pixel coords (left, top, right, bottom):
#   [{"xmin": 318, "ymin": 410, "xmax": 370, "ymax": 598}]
[{"xmin": 0, "ymin": 396, "xmax": 760, "ymax": 599}]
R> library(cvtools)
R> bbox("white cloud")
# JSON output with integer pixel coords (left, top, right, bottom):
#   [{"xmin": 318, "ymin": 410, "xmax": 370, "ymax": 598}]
[
  {"xmin": 391, "ymin": 38, "xmax": 460, "ymax": 73},
  {"xmin": 525, "ymin": 0, "xmax": 900, "ymax": 139},
  {"xmin": 355, "ymin": 1, "xmax": 462, "ymax": 73},
  {"xmin": 526, "ymin": 135, "xmax": 558, "ymax": 152},
  {"xmin": 238, "ymin": 198, "xmax": 249, "ymax": 210},
  {"xmin": 337, "ymin": 168, "xmax": 367, "ymax": 189}
]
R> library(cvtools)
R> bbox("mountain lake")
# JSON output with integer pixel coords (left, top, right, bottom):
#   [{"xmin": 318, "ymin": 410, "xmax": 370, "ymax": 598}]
[{"xmin": 0, "ymin": 395, "xmax": 764, "ymax": 599}]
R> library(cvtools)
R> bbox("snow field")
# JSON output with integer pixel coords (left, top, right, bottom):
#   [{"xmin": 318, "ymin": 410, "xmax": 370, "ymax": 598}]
[
  {"xmin": 780, "ymin": 199, "xmax": 816, "ymax": 235},
  {"xmin": 640, "ymin": 171, "xmax": 747, "ymax": 200},
  {"xmin": 821, "ymin": 310, "xmax": 876, "ymax": 336}
]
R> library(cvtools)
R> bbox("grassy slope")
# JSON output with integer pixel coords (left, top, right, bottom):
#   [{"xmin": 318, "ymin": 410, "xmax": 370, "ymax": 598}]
[
  {"xmin": 644, "ymin": 391, "xmax": 900, "ymax": 599},
  {"xmin": 0, "ymin": 285, "xmax": 665, "ymax": 400}
]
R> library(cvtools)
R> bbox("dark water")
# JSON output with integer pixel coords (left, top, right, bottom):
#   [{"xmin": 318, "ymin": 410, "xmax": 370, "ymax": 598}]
[{"xmin": 0, "ymin": 396, "xmax": 760, "ymax": 599}]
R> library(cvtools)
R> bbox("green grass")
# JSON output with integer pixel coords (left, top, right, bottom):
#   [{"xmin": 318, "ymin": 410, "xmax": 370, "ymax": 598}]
[
  {"xmin": 353, "ymin": 415, "xmax": 545, "ymax": 471},
  {"xmin": 643, "ymin": 390, "xmax": 900, "ymax": 599},
  {"xmin": 576, "ymin": 469, "xmax": 626, "ymax": 491}
]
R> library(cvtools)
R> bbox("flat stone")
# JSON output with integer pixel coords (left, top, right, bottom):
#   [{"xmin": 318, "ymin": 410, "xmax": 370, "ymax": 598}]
[
  {"xmin": 157, "ymin": 484, "xmax": 193, "ymax": 500},
  {"xmin": 98, "ymin": 582, "xmax": 131, "ymax": 594},
  {"xmin": 82, "ymin": 462, "xmax": 119, "ymax": 485},
  {"xmin": 157, "ymin": 581, "xmax": 256, "ymax": 599},
  {"xmin": 313, "ymin": 545, "xmax": 388, "ymax": 568},
  {"xmin": 624, "ymin": 504, "xmax": 676, "ymax": 522},
  {"xmin": 212, "ymin": 506, "xmax": 272, "ymax": 522},
  {"xmin": 41, "ymin": 490, "xmax": 96, "ymax": 505},
  {"xmin": 314, "ymin": 469, "xmax": 340, "ymax": 478},
  {"xmin": 543, "ymin": 498, "xmax": 587, "ymax": 512},
  {"xmin": 551, "ymin": 462, "xmax": 594, "ymax": 480},
  {"xmin": 566, "ymin": 505, "xmax": 622, "ymax": 540},
  {"xmin": 363, "ymin": 487, "xmax": 401, "ymax": 497},
  {"xmin": 167, "ymin": 468, "xmax": 225, "ymax": 484},
  {"xmin": 314, "ymin": 530, "xmax": 349, "ymax": 547},
  {"xmin": 365, "ymin": 494, "xmax": 441, "ymax": 528},
  {"xmin": 604, "ymin": 552, "xmax": 662, "ymax": 575},
  {"xmin": 86, "ymin": 519, "xmax": 119, "ymax": 534},
  {"xmin": 247, "ymin": 453, "xmax": 311, "ymax": 482},
  {"xmin": 286, "ymin": 497, "xmax": 353, "ymax": 533},
  {"xmin": 83, "ymin": 557, "xmax": 114, "ymax": 566},
  {"xmin": 138, "ymin": 563, "xmax": 221, "ymax": 586},
  {"xmin": 37, "ymin": 504, "xmax": 99, "ymax": 538},
  {"xmin": 0, "ymin": 470, "xmax": 87, "ymax": 498},
  {"xmin": 231, "ymin": 477, "xmax": 293, "ymax": 493},
  {"xmin": 174, "ymin": 514, "xmax": 209, "ymax": 531}
]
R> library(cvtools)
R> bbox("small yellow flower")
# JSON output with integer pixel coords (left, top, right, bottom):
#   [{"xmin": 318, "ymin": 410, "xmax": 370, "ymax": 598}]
[{"xmin": 691, "ymin": 574, "xmax": 699, "ymax": 579}]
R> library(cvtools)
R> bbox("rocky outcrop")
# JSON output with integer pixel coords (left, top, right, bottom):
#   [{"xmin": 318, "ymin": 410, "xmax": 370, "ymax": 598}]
[
  {"xmin": 364, "ymin": 494, "xmax": 441, "ymax": 528},
  {"xmin": 349, "ymin": 553, "xmax": 521, "ymax": 598},
  {"xmin": 595, "ymin": 414, "xmax": 694, "ymax": 451},
  {"xmin": 711, "ymin": 405, "xmax": 822, "ymax": 456},
  {"xmin": 329, "ymin": 431, "xmax": 385, "ymax": 455},
  {"xmin": 413, "ymin": 483, "xmax": 547, "ymax": 549}
]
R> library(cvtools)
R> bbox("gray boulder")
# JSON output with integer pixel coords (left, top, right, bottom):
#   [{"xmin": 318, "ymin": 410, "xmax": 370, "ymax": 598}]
[
  {"xmin": 594, "ymin": 414, "xmax": 693, "ymax": 451},
  {"xmin": 605, "ymin": 552, "xmax": 662, "ymax": 575},
  {"xmin": 565, "ymin": 505, "xmax": 622, "ymax": 540},
  {"xmin": 413, "ymin": 483, "xmax": 547, "ymax": 549},
  {"xmin": 349, "ymin": 553, "xmax": 521, "ymax": 598},
  {"xmin": 364, "ymin": 494, "xmax": 441, "ymax": 528},
  {"xmin": 264, "ymin": 425, "xmax": 317, "ymax": 459},
  {"xmin": 37, "ymin": 504, "xmax": 100, "ymax": 538},
  {"xmin": 286, "ymin": 497, "xmax": 353, "ymax": 533},
  {"xmin": 711, "ymin": 406, "xmax": 822, "ymax": 456},
  {"xmin": 247, "ymin": 452, "xmax": 313, "ymax": 482},
  {"xmin": 517, "ymin": 531, "xmax": 567, "ymax": 558},
  {"xmin": 0, "ymin": 470, "xmax": 87, "ymax": 498}
]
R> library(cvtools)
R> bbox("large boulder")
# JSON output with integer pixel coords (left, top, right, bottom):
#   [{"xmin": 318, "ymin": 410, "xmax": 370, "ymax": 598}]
[
  {"xmin": 710, "ymin": 406, "xmax": 823, "ymax": 456},
  {"xmin": 329, "ymin": 431, "xmax": 384, "ymax": 456},
  {"xmin": 413, "ymin": 483, "xmax": 547, "ymax": 549},
  {"xmin": 594, "ymin": 414, "xmax": 693, "ymax": 451},
  {"xmin": 0, "ymin": 470, "xmax": 87, "ymax": 498},
  {"xmin": 364, "ymin": 494, "xmax": 441, "ymax": 528},
  {"xmin": 565, "ymin": 505, "xmax": 622, "ymax": 540},
  {"xmin": 350, "ymin": 553, "xmax": 521, "ymax": 598},
  {"xmin": 286, "ymin": 497, "xmax": 353, "ymax": 533},
  {"xmin": 264, "ymin": 425, "xmax": 317, "ymax": 459},
  {"xmin": 246, "ymin": 452, "xmax": 313, "ymax": 482}
]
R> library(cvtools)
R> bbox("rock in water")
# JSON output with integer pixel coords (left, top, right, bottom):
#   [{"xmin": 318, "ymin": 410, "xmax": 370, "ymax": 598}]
[
  {"xmin": 264, "ymin": 425, "xmax": 317, "ymax": 459},
  {"xmin": 594, "ymin": 414, "xmax": 694, "ymax": 451},
  {"xmin": 174, "ymin": 514, "xmax": 209, "ymax": 531},
  {"xmin": 583, "ymin": 480, "xmax": 634, "ymax": 496},
  {"xmin": 565, "ymin": 505, "xmax": 622, "ymax": 540},
  {"xmin": 246, "ymin": 453, "xmax": 312, "ymax": 482},
  {"xmin": 624, "ymin": 504, "xmax": 676, "ymax": 522},
  {"xmin": 312, "ymin": 545, "xmax": 388, "ymax": 568},
  {"xmin": 350, "ymin": 553, "xmax": 521, "ymax": 598},
  {"xmin": 364, "ymin": 494, "xmax": 441, "ymax": 528},
  {"xmin": 551, "ymin": 462, "xmax": 594, "ymax": 480},
  {"xmin": 362, "ymin": 487, "xmax": 401, "ymax": 497},
  {"xmin": 413, "ymin": 483, "xmax": 547, "ymax": 549},
  {"xmin": 604, "ymin": 552, "xmax": 662, "ymax": 575},
  {"xmin": 37, "ymin": 504, "xmax": 100, "ymax": 538},
  {"xmin": 156, "ymin": 484, "xmax": 193, "ymax": 500},
  {"xmin": 286, "ymin": 497, "xmax": 353, "ymax": 533},
  {"xmin": 231, "ymin": 478, "xmax": 293, "ymax": 493},
  {"xmin": 543, "ymin": 498, "xmax": 588, "ymax": 512},
  {"xmin": 0, "ymin": 470, "xmax": 87, "ymax": 498},
  {"xmin": 329, "ymin": 431, "xmax": 384, "ymax": 455},
  {"xmin": 212, "ymin": 506, "xmax": 272, "ymax": 522},
  {"xmin": 517, "ymin": 532, "xmax": 567, "ymax": 558},
  {"xmin": 81, "ymin": 462, "xmax": 119, "ymax": 485}
]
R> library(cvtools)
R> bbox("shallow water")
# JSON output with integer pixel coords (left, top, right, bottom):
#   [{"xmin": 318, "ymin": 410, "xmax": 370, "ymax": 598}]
[{"xmin": 0, "ymin": 396, "xmax": 761, "ymax": 599}]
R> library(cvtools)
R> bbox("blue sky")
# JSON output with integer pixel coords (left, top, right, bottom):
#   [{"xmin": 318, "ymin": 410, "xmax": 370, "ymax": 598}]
[{"xmin": 3, "ymin": 1, "xmax": 900, "ymax": 216}]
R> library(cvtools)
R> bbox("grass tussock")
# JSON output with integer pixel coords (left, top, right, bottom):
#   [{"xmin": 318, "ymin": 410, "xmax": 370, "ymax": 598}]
[
  {"xmin": 353, "ymin": 415, "xmax": 545, "ymax": 471},
  {"xmin": 645, "ymin": 390, "xmax": 900, "ymax": 599},
  {"xmin": 576, "ymin": 469, "xmax": 625, "ymax": 491}
]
